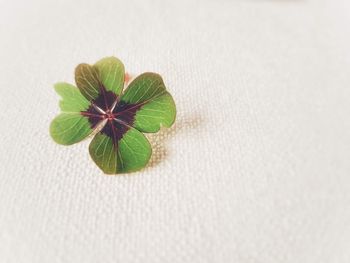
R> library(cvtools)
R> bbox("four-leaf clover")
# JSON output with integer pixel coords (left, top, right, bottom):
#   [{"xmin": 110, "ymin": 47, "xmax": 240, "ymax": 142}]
[{"xmin": 50, "ymin": 57, "xmax": 176, "ymax": 174}]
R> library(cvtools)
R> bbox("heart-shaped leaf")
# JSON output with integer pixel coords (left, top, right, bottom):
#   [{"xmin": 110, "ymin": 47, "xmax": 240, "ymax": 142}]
[
  {"xmin": 121, "ymin": 73, "xmax": 176, "ymax": 132},
  {"xmin": 94, "ymin": 57, "xmax": 125, "ymax": 96},
  {"xmin": 75, "ymin": 64, "xmax": 101, "ymax": 101},
  {"xmin": 50, "ymin": 113, "xmax": 93, "ymax": 145},
  {"xmin": 50, "ymin": 83, "xmax": 94, "ymax": 145},
  {"xmin": 89, "ymin": 128, "xmax": 151, "ymax": 174}
]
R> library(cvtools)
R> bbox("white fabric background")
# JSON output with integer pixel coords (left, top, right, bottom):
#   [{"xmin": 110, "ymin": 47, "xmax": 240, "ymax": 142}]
[{"xmin": 0, "ymin": 0, "xmax": 350, "ymax": 262}]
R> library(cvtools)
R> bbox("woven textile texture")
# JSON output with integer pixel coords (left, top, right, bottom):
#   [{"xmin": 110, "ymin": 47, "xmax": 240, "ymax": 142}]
[{"xmin": 1, "ymin": 0, "xmax": 350, "ymax": 262}]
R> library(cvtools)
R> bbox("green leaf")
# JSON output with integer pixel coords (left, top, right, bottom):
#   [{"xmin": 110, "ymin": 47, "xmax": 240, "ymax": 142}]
[
  {"xmin": 54, "ymin": 82, "xmax": 90, "ymax": 112},
  {"xmin": 89, "ymin": 128, "xmax": 152, "ymax": 174},
  {"xmin": 94, "ymin": 57, "xmax": 125, "ymax": 96},
  {"xmin": 50, "ymin": 83, "xmax": 93, "ymax": 145},
  {"xmin": 50, "ymin": 113, "xmax": 93, "ymax": 145},
  {"xmin": 75, "ymin": 63, "xmax": 101, "ymax": 101},
  {"xmin": 121, "ymin": 73, "xmax": 176, "ymax": 133}
]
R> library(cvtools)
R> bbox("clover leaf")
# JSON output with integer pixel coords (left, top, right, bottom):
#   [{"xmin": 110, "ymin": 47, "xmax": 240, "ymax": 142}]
[{"xmin": 50, "ymin": 57, "xmax": 176, "ymax": 174}]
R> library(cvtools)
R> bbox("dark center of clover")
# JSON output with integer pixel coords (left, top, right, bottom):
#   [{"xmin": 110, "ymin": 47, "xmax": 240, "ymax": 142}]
[
  {"xmin": 80, "ymin": 86, "xmax": 142, "ymax": 145},
  {"xmin": 104, "ymin": 110, "xmax": 114, "ymax": 120}
]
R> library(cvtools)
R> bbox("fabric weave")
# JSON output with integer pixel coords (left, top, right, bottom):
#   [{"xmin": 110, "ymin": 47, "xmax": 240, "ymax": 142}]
[{"xmin": 0, "ymin": 0, "xmax": 349, "ymax": 262}]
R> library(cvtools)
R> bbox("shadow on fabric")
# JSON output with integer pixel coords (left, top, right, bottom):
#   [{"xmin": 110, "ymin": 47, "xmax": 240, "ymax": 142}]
[{"xmin": 146, "ymin": 113, "xmax": 203, "ymax": 169}]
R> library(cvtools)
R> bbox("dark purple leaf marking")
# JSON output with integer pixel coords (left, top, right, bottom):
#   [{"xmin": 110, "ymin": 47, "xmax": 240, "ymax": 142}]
[{"xmin": 81, "ymin": 86, "xmax": 142, "ymax": 146}]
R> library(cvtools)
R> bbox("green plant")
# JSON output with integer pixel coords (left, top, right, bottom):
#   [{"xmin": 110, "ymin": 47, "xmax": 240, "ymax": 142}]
[{"xmin": 50, "ymin": 57, "xmax": 176, "ymax": 174}]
